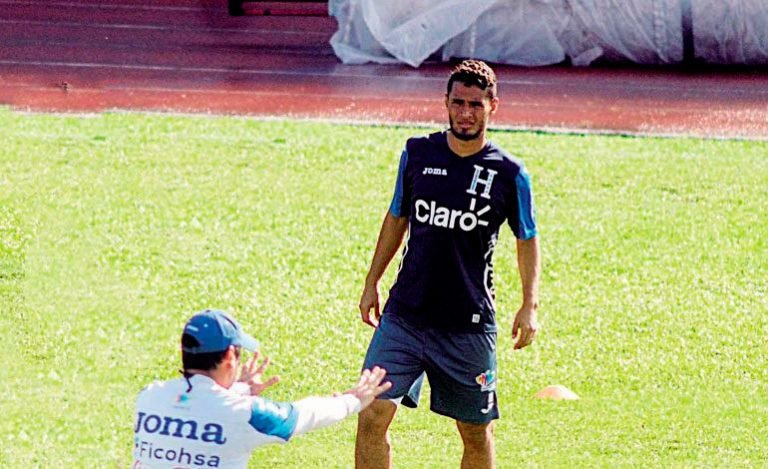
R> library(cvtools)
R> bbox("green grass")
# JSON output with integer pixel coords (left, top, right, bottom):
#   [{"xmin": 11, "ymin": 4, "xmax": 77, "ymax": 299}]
[{"xmin": 1, "ymin": 108, "xmax": 766, "ymax": 468}]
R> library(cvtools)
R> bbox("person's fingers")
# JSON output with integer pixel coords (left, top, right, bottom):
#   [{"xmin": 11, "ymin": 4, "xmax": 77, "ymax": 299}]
[
  {"xmin": 514, "ymin": 325, "xmax": 536, "ymax": 349},
  {"xmin": 262, "ymin": 375, "xmax": 280, "ymax": 389},
  {"xmin": 255, "ymin": 356, "xmax": 270, "ymax": 375},
  {"xmin": 249, "ymin": 352, "xmax": 261, "ymax": 373},
  {"xmin": 528, "ymin": 322, "xmax": 538, "ymax": 341},
  {"xmin": 360, "ymin": 288, "xmax": 380, "ymax": 328},
  {"xmin": 373, "ymin": 302, "xmax": 381, "ymax": 327},
  {"xmin": 368, "ymin": 367, "xmax": 389, "ymax": 392},
  {"xmin": 369, "ymin": 366, "xmax": 386, "ymax": 384},
  {"xmin": 512, "ymin": 317, "xmax": 520, "ymax": 339},
  {"xmin": 514, "ymin": 326, "xmax": 525, "ymax": 348},
  {"xmin": 374, "ymin": 381, "xmax": 393, "ymax": 395},
  {"xmin": 362, "ymin": 369, "xmax": 388, "ymax": 396},
  {"xmin": 360, "ymin": 305, "xmax": 375, "ymax": 328},
  {"xmin": 360, "ymin": 369, "xmax": 377, "ymax": 389},
  {"xmin": 357, "ymin": 368, "xmax": 372, "ymax": 388},
  {"xmin": 522, "ymin": 326, "xmax": 532, "ymax": 345},
  {"xmin": 523, "ymin": 325, "xmax": 532, "ymax": 341}
]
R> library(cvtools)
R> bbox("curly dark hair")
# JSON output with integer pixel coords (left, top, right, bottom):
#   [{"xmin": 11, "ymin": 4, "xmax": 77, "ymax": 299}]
[{"xmin": 447, "ymin": 60, "xmax": 497, "ymax": 99}]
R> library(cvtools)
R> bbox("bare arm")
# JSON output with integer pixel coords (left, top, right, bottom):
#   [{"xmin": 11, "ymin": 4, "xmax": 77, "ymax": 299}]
[
  {"xmin": 512, "ymin": 236, "xmax": 541, "ymax": 349},
  {"xmin": 359, "ymin": 211, "xmax": 409, "ymax": 327}
]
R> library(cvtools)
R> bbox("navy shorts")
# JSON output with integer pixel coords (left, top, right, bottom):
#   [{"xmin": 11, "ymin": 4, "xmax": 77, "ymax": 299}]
[{"xmin": 362, "ymin": 309, "xmax": 499, "ymax": 424}]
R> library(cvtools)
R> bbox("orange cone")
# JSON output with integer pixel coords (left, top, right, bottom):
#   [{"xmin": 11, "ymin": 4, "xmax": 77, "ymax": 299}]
[{"xmin": 534, "ymin": 384, "xmax": 579, "ymax": 400}]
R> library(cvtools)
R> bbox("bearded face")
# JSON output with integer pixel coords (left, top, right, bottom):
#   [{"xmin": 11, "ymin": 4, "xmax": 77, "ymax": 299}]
[{"xmin": 445, "ymin": 83, "xmax": 497, "ymax": 143}]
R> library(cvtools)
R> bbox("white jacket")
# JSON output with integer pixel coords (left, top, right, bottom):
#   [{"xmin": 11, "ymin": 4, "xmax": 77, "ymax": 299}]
[{"xmin": 133, "ymin": 374, "xmax": 361, "ymax": 469}]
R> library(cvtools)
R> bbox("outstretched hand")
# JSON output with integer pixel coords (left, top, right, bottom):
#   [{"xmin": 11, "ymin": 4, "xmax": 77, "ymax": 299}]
[
  {"xmin": 344, "ymin": 366, "xmax": 391, "ymax": 410},
  {"xmin": 239, "ymin": 352, "xmax": 280, "ymax": 396}
]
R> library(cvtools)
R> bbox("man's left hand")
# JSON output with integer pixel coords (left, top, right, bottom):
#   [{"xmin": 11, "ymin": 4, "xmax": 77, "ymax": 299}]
[{"xmin": 512, "ymin": 305, "xmax": 539, "ymax": 350}]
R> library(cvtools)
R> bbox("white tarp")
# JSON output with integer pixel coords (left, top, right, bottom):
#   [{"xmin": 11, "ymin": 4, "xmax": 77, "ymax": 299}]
[
  {"xmin": 693, "ymin": 0, "xmax": 768, "ymax": 64},
  {"xmin": 329, "ymin": 0, "xmax": 768, "ymax": 67}
]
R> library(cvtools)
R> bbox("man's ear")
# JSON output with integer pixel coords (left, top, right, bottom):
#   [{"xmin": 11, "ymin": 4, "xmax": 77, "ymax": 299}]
[
  {"xmin": 489, "ymin": 97, "xmax": 499, "ymax": 115},
  {"xmin": 223, "ymin": 346, "xmax": 238, "ymax": 367}
]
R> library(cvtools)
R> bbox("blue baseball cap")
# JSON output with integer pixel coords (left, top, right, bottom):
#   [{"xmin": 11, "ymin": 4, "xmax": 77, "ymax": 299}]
[{"xmin": 181, "ymin": 309, "xmax": 259, "ymax": 354}]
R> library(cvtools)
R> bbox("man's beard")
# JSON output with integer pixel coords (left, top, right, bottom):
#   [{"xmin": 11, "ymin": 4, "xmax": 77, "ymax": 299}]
[{"xmin": 449, "ymin": 117, "xmax": 483, "ymax": 141}]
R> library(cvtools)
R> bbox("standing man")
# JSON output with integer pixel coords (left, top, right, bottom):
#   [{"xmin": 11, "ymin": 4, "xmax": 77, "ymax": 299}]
[
  {"xmin": 133, "ymin": 309, "xmax": 391, "ymax": 469},
  {"xmin": 356, "ymin": 60, "xmax": 540, "ymax": 469}
]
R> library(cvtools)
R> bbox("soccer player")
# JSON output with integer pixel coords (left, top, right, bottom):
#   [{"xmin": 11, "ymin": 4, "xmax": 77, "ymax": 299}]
[
  {"xmin": 356, "ymin": 60, "xmax": 540, "ymax": 469},
  {"xmin": 133, "ymin": 309, "xmax": 391, "ymax": 469}
]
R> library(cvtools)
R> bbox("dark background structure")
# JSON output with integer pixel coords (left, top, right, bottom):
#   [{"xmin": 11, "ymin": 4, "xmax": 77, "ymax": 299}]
[{"xmin": 1, "ymin": 0, "xmax": 766, "ymax": 139}]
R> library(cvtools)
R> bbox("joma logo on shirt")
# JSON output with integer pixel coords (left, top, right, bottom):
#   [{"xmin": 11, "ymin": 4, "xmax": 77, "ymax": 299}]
[
  {"xmin": 422, "ymin": 167, "xmax": 447, "ymax": 176},
  {"xmin": 134, "ymin": 412, "xmax": 227, "ymax": 445},
  {"xmin": 414, "ymin": 198, "xmax": 490, "ymax": 231}
]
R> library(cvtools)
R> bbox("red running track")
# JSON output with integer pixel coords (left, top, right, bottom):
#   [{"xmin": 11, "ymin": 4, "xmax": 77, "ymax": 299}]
[{"xmin": 1, "ymin": 0, "xmax": 767, "ymax": 139}]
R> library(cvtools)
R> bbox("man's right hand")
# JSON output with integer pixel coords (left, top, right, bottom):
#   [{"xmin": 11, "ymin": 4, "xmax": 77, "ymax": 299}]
[
  {"xmin": 239, "ymin": 352, "xmax": 280, "ymax": 396},
  {"xmin": 359, "ymin": 282, "xmax": 381, "ymax": 328},
  {"xmin": 345, "ymin": 367, "xmax": 391, "ymax": 410}
]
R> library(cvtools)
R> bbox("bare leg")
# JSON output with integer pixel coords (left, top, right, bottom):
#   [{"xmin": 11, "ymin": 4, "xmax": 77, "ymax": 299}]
[
  {"xmin": 355, "ymin": 399, "xmax": 398, "ymax": 469},
  {"xmin": 456, "ymin": 420, "xmax": 495, "ymax": 469}
]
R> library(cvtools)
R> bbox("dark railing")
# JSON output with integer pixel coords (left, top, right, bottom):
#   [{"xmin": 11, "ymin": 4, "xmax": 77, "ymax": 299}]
[{"xmin": 228, "ymin": 0, "xmax": 328, "ymax": 16}]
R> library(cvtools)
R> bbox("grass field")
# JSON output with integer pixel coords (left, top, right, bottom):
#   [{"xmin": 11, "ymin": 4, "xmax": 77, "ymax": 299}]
[{"xmin": 0, "ymin": 108, "xmax": 766, "ymax": 468}]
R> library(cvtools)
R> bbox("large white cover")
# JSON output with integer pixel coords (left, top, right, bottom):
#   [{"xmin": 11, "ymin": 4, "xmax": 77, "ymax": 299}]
[{"xmin": 329, "ymin": 0, "xmax": 768, "ymax": 67}]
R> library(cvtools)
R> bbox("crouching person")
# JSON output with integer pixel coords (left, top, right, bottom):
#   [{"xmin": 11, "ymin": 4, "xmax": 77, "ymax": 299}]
[{"xmin": 133, "ymin": 309, "xmax": 390, "ymax": 468}]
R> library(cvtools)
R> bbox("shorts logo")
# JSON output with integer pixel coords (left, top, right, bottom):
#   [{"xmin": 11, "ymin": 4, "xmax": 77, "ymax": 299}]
[
  {"xmin": 481, "ymin": 392, "xmax": 495, "ymax": 415},
  {"xmin": 475, "ymin": 369, "xmax": 496, "ymax": 392}
]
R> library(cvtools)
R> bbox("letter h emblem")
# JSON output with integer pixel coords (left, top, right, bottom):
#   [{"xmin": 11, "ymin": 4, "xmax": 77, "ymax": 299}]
[{"xmin": 466, "ymin": 165, "xmax": 498, "ymax": 199}]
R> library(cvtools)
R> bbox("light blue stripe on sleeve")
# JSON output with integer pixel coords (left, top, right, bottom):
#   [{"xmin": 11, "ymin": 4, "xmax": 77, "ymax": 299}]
[
  {"xmin": 249, "ymin": 397, "xmax": 299, "ymax": 441},
  {"xmin": 389, "ymin": 149, "xmax": 409, "ymax": 217},
  {"xmin": 514, "ymin": 168, "xmax": 538, "ymax": 240}
]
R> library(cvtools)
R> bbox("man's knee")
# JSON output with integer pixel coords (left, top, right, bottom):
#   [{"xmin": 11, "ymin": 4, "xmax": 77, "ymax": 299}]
[
  {"xmin": 358, "ymin": 399, "xmax": 397, "ymax": 436},
  {"xmin": 456, "ymin": 421, "xmax": 494, "ymax": 448}
]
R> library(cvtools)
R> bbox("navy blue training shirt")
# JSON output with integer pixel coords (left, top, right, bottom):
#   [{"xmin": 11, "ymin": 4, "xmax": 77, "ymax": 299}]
[{"xmin": 387, "ymin": 131, "xmax": 537, "ymax": 333}]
